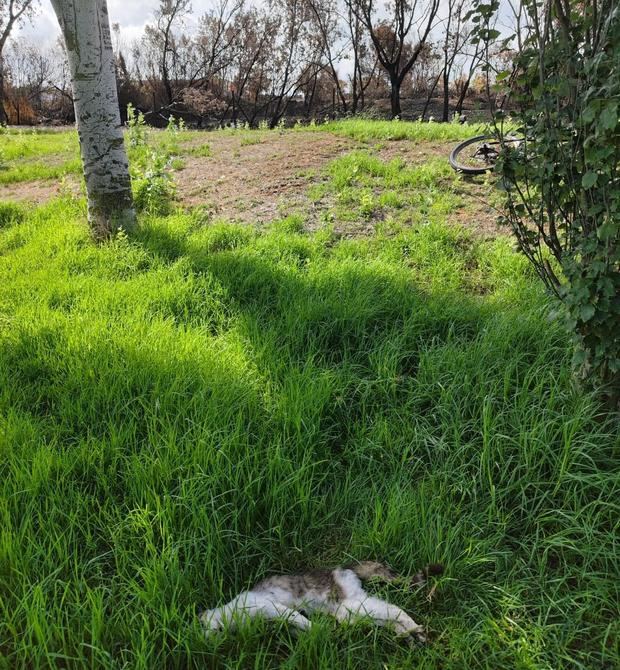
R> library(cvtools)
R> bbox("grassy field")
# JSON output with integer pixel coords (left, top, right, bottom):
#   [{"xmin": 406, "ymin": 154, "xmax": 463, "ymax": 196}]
[{"xmin": 0, "ymin": 120, "xmax": 618, "ymax": 669}]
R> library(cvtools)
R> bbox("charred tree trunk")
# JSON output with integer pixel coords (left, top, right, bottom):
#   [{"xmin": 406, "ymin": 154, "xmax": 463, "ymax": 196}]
[
  {"xmin": 421, "ymin": 70, "xmax": 442, "ymax": 120},
  {"xmin": 390, "ymin": 76, "xmax": 402, "ymax": 118},
  {"xmin": 442, "ymin": 68, "xmax": 450, "ymax": 121}
]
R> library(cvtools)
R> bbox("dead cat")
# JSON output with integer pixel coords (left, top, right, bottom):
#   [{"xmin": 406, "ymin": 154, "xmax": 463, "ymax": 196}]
[{"xmin": 200, "ymin": 561, "xmax": 443, "ymax": 644}]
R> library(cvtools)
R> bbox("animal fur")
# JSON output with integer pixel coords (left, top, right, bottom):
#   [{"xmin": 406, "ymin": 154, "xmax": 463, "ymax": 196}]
[{"xmin": 200, "ymin": 561, "xmax": 443, "ymax": 644}]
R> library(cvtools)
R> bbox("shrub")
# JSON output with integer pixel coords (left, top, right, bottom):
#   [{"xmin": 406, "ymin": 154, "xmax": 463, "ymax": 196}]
[
  {"xmin": 132, "ymin": 151, "xmax": 175, "ymax": 215},
  {"xmin": 475, "ymin": 0, "xmax": 620, "ymax": 402},
  {"xmin": 166, "ymin": 114, "xmax": 186, "ymax": 134},
  {"xmin": 127, "ymin": 103, "xmax": 147, "ymax": 148}
]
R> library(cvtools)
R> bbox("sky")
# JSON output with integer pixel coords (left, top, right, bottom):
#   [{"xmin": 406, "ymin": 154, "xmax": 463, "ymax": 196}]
[
  {"xmin": 18, "ymin": 1, "xmax": 515, "ymax": 59},
  {"xmin": 19, "ymin": 1, "xmax": 226, "ymax": 50}
]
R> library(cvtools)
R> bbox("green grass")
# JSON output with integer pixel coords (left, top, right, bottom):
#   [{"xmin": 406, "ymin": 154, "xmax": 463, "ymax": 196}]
[
  {"xmin": 0, "ymin": 188, "xmax": 618, "ymax": 669},
  {"xmin": 0, "ymin": 120, "xmax": 618, "ymax": 668},
  {"xmin": 186, "ymin": 144, "xmax": 213, "ymax": 158},
  {"xmin": 0, "ymin": 158, "xmax": 83, "ymax": 184},
  {"xmin": 322, "ymin": 118, "xmax": 485, "ymax": 142},
  {"xmin": 0, "ymin": 127, "xmax": 79, "ymax": 160},
  {"xmin": 311, "ymin": 150, "xmax": 464, "ymax": 229},
  {"xmin": 0, "ymin": 129, "xmax": 82, "ymax": 184}
]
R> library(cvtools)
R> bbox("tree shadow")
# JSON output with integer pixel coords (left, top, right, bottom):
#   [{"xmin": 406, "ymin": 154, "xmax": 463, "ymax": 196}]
[
  {"xmin": 133, "ymin": 220, "xmax": 489, "ymax": 368},
  {"xmin": 124, "ymin": 219, "xmax": 509, "ymax": 470}
]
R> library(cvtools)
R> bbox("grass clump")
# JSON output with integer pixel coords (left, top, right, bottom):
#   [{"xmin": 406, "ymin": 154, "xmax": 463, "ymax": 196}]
[
  {"xmin": 0, "ymin": 201, "xmax": 26, "ymax": 228},
  {"xmin": 0, "ymin": 197, "xmax": 617, "ymax": 669},
  {"xmin": 323, "ymin": 118, "xmax": 484, "ymax": 143},
  {"xmin": 187, "ymin": 143, "xmax": 213, "ymax": 158},
  {"xmin": 320, "ymin": 150, "xmax": 462, "ymax": 228}
]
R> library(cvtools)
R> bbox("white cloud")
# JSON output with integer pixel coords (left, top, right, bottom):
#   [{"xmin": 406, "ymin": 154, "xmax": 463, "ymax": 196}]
[
  {"xmin": 18, "ymin": 1, "xmax": 513, "ymax": 64},
  {"xmin": 20, "ymin": 0, "xmax": 238, "ymax": 51}
]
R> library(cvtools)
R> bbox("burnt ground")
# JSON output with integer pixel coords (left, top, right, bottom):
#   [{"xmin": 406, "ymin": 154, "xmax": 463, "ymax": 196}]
[{"xmin": 0, "ymin": 129, "xmax": 502, "ymax": 238}]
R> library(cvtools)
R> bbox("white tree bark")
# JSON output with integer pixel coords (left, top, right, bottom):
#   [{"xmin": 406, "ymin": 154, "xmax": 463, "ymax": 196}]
[{"xmin": 50, "ymin": 0, "xmax": 135, "ymax": 239}]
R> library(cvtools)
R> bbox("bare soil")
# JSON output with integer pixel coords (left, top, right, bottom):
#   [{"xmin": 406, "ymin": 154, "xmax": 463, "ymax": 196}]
[
  {"xmin": 0, "ymin": 178, "xmax": 82, "ymax": 204},
  {"xmin": 176, "ymin": 131, "xmax": 356, "ymax": 224},
  {"xmin": 0, "ymin": 129, "xmax": 503, "ymax": 238}
]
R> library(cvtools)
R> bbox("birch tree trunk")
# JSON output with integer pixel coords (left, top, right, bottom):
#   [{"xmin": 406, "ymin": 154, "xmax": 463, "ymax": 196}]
[{"xmin": 50, "ymin": 0, "xmax": 135, "ymax": 239}]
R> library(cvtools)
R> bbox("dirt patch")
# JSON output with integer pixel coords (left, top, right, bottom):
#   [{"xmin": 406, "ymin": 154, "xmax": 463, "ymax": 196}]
[
  {"xmin": 0, "ymin": 129, "xmax": 503, "ymax": 238},
  {"xmin": 175, "ymin": 131, "xmax": 357, "ymax": 224},
  {"xmin": 176, "ymin": 131, "xmax": 503, "ymax": 237},
  {"xmin": 0, "ymin": 178, "xmax": 81, "ymax": 204},
  {"xmin": 449, "ymin": 177, "xmax": 504, "ymax": 238}
]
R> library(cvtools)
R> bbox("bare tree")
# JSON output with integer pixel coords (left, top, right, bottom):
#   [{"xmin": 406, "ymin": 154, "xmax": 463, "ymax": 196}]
[
  {"xmin": 265, "ymin": 0, "xmax": 322, "ymax": 127},
  {"xmin": 413, "ymin": 41, "xmax": 443, "ymax": 119},
  {"xmin": 306, "ymin": 0, "xmax": 349, "ymax": 113},
  {"xmin": 226, "ymin": 8, "xmax": 279, "ymax": 124},
  {"xmin": 4, "ymin": 40, "xmax": 51, "ymax": 123},
  {"xmin": 147, "ymin": 0, "xmax": 192, "ymax": 107},
  {"xmin": 503, "ymin": 0, "xmax": 534, "ymax": 53},
  {"xmin": 50, "ymin": 0, "xmax": 134, "ymax": 239},
  {"xmin": 343, "ymin": 0, "xmax": 378, "ymax": 113},
  {"xmin": 350, "ymin": 0, "xmax": 440, "ymax": 117},
  {"xmin": 45, "ymin": 36, "xmax": 74, "ymax": 121},
  {"xmin": 195, "ymin": 0, "xmax": 245, "ymax": 85},
  {"xmin": 0, "ymin": 0, "xmax": 37, "ymax": 124},
  {"xmin": 453, "ymin": 37, "xmax": 484, "ymax": 115},
  {"xmin": 440, "ymin": 0, "xmax": 472, "ymax": 121}
]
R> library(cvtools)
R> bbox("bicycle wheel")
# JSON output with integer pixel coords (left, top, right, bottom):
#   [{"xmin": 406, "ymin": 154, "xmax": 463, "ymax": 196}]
[{"xmin": 449, "ymin": 135, "xmax": 501, "ymax": 174}]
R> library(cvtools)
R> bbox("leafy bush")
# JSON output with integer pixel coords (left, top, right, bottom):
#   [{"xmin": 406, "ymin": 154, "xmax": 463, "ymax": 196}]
[
  {"xmin": 127, "ymin": 103, "xmax": 148, "ymax": 148},
  {"xmin": 477, "ymin": 0, "xmax": 620, "ymax": 402},
  {"xmin": 132, "ymin": 150, "xmax": 175, "ymax": 215},
  {"xmin": 126, "ymin": 104, "xmax": 176, "ymax": 214}
]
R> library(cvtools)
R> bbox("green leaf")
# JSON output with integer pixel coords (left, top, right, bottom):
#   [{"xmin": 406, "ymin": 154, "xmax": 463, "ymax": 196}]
[
  {"xmin": 582, "ymin": 172, "xmax": 598, "ymax": 189},
  {"xmin": 572, "ymin": 348, "xmax": 587, "ymax": 367},
  {"xmin": 597, "ymin": 222, "xmax": 616, "ymax": 241},
  {"xmin": 599, "ymin": 103, "xmax": 618, "ymax": 131},
  {"xmin": 582, "ymin": 104, "xmax": 597, "ymax": 124},
  {"xmin": 580, "ymin": 304, "xmax": 596, "ymax": 322}
]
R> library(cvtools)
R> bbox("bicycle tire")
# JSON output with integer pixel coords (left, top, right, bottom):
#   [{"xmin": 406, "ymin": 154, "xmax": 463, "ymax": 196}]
[{"xmin": 449, "ymin": 134, "xmax": 497, "ymax": 174}]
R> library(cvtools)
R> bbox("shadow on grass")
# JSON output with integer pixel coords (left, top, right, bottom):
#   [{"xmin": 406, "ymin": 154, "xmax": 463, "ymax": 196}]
[
  {"xmin": 1, "ymin": 209, "xmax": 618, "ymax": 669},
  {"xmin": 133, "ymin": 217, "xmax": 491, "ymax": 361}
]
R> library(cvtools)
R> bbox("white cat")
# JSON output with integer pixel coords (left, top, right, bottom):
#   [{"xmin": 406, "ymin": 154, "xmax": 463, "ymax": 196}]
[{"xmin": 200, "ymin": 561, "xmax": 442, "ymax": 644}]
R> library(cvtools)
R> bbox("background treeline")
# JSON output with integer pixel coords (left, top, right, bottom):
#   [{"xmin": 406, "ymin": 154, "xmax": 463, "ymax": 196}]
[{"xmin": 0, "ymin": 0, "xmax": 526, "ymax": 127}]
